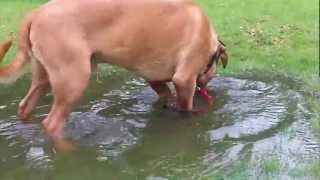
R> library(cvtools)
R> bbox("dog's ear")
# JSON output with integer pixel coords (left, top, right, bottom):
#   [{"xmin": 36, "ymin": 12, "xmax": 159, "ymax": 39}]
[{"xmin": 219, "ymin": 45, "xmax": 228, "ymax": 69}]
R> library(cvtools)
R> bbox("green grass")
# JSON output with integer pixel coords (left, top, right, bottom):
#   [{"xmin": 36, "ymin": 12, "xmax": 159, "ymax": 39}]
[
  {"xmin": 0, "ymin": 0, "xmax": 319, "ymax": 134},
  {"xmin": 307, "ymin": 161, "xmax": 320, "ymax": 178},
  {"xmin": 0, "ymin": 0, "xmax": 47, "ymax": 64},
  {"xmin": 1, "ymin": 0, "xmax": 318, "ymax": 84},
  {"xmin": 2, "ymin": 0, "xmax": 319, "ymax": 135},
  {"xmin": 0, "ymin": 0, "xmax": 319, "ymax": 179},
  {"xmin": 196, "ymin": 1, "xmax": 320, "ymax": 138},
  {"xmin": 196, "ymin": 0, "xmax": 319, "ymax": 89},
  {"xmin": 1, "ymin": 0, "xmax": 318, "ymax": 85},
  {"xmin": 260, "ymin": 158, "xmax": 281, "ymax": 175}
]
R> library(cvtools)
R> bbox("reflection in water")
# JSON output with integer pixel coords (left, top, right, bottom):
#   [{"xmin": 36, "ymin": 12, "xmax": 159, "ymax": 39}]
[
  {"xmin": 26, "ymin": 147, "xmax": 52, "ymax": 169},
  {"xmin": 0, "ymin": 76, "xmax": 319, "ymax": 179},
  {"xmin": 208, "ymin": 79, "xmax": 288, "ymax": 141}
]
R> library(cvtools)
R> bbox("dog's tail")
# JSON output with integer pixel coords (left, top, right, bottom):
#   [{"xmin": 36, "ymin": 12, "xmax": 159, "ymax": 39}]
[{"xmin": 0, "ymin": 13, "xmax": 33, "ymax": 81}]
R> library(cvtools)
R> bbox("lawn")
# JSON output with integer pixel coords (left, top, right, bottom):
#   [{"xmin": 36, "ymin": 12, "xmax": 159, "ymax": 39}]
[
  {"xmin": 1, "ymin": 0, "xmax": 318, "ymax": 88},
  {"xmin": 0, "ymin": 0, "xmax": 319, "ymax": 178},
  {"xmin": 1, "ymin": 0, "xmax": 318, "ymax": 131},
  {"xmin": 197, "ymin": 0, "xmax": 319, "ymax": 89},
  {"xmin": 196, "ymin": 0, "xmax": 320, "ymax": 138}
]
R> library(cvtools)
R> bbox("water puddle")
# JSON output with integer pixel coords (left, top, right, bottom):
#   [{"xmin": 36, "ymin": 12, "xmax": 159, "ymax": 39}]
[{"xmin": 0, "ymin": 74, "xmax": 319, "ymax": 179}]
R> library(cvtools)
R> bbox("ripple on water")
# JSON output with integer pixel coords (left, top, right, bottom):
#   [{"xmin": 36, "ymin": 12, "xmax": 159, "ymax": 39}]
[
  {"xmin": 208, "ymin": 78, "xmax": 295, "ymax": 141},
  {"xmin": 198, "ymin": 77, "xmax": 320, "ymax": 179},
  {"xmin": 64, "ymin": 112, "xmax": 142, "ymax": 158},
  {"xmin": 0, "ymin": 76, "xmax": 319, "ymax": 179},
  {"xmin": 26, "ymin": 147, "xmax": 52, "ymax": 169}
]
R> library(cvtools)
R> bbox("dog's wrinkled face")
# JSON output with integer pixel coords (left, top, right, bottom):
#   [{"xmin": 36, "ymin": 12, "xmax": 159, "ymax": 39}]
[{"xmin": 197, "ymin": 45, "xmax": 228, "ymax": 88}]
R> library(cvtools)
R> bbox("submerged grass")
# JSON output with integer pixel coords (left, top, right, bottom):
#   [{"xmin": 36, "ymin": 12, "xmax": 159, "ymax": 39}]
[
  {"xmin": 0, "ymin": 0, "xmax": 319, "ymax": 178},
  {"xmin": 260, "ymin": 158, "xmax": 281, "ymax": 175}
]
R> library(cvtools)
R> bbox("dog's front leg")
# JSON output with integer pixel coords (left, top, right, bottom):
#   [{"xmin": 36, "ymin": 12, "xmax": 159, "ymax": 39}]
[{"xmin": 172, "ymin": 75, "xmax": 197, "ymax": 111}]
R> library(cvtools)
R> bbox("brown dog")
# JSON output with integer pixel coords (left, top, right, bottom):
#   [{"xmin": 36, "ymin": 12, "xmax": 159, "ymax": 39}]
[{"xmin": 0, "ymin": 0, "xmax": 228, "ymax": 146}]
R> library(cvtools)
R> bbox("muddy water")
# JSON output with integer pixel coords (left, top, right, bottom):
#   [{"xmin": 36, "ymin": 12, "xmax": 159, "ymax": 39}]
[{"xmin": 0, "ymin": 73, "xmax": 319, "ymax": 180}]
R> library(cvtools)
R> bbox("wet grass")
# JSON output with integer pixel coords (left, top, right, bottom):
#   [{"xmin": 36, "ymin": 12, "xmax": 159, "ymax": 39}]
[
  {"xmin": 0, "ymin": 0, "xmax": 319, "ymax": 179},
  {"xmin": 196, "ymin": 0, "xmax": 320, "ymax": 137},
  {"xmin": 260, "ymin": 158, "xmax": 281, "ymax": 176},
  {"xmin": 208, "ymin": 156, "xmax": 320, "ymax": 180},
  {"xmin": 0, "ymin": 0, "xmax": 318, "ymax": 88},
  {"xmin": 308, "ymin": 97, "xmax": 320, "ymax": 138},
  {"xmin": 1, "ymin": 1, "xmax": 318, "ymax": 100},
  {"xmin": 197, "ymin": 0, "xmax": 319, "ymax": 81},
  {"xmin": 288, "ymin": 160, "xmax": 320, "ymax": 179},
  {"xmin": 307, "ymin": 161, "xmax": 320, "ymax": 178}
]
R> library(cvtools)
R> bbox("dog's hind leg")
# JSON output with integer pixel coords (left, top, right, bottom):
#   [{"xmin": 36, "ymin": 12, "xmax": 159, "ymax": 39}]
[
  {"xmin": 40, "ymin": 48, "xmax": 92, "ymax": 150},
  {"xmin": 148, "ymin": 81, "xmax": 173, "ymax": 106},
  {"xmin": 18, "ymin": 60, "xmax": 50, "ymax": 120}
]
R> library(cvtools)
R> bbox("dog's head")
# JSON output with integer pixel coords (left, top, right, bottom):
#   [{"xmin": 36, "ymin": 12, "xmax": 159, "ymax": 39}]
[{"xmin": 197, "ymin": 41, "xmax": 228, "ymax": 88}]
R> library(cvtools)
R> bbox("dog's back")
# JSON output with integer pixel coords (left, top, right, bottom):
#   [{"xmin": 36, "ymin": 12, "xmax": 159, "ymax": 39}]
[
  {"xmin": 29, "ymin": 0, "xmax": 215, "ymax": 81},
  {"xmin": 0, "ymin": 0, "xmax": 225, "ymax": 148}
]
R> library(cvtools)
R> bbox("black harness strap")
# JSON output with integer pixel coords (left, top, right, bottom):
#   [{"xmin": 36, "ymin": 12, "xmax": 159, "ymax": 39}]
[
  {"xmin": 204, "ymin": 40, "xmax": 226, "ymax": 74},
  {"xmin": 204, "ymin": 48, "xmax": 220, "ymax": 74}
]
